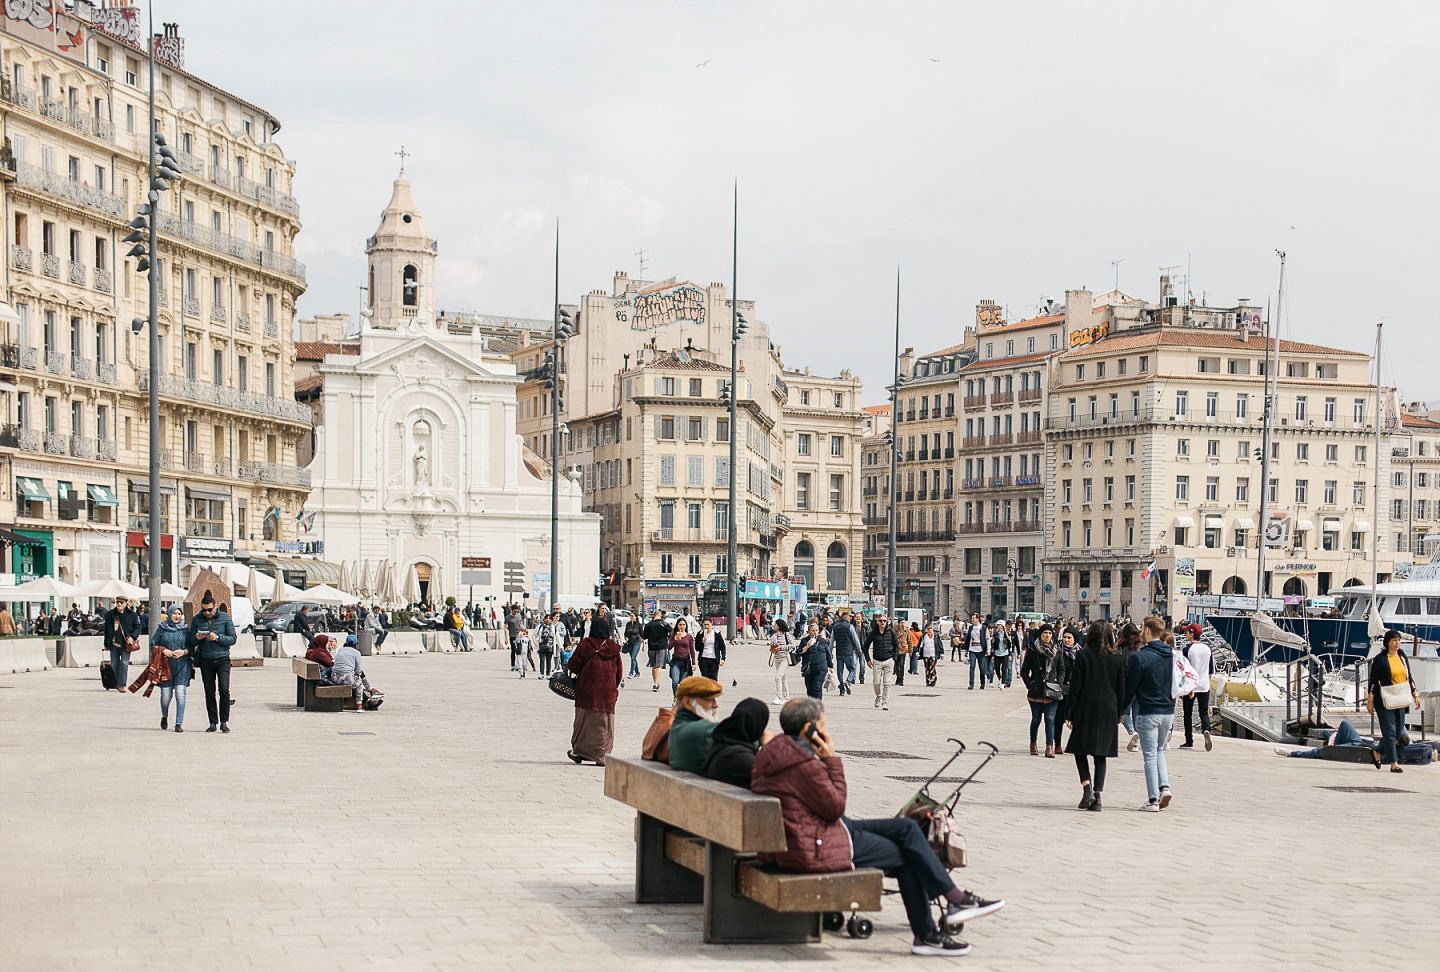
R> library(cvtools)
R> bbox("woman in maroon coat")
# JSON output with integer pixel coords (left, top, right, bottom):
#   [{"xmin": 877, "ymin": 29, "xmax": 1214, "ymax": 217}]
[{"xmin": 566, "ymin": 616, "xmax": 624, "ymax": 766}]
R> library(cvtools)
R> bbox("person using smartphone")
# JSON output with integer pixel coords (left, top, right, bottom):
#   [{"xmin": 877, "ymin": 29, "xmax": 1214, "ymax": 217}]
[{"xmin": 751, "ymin": 698, "xmax": 1004, "ymax": 956}]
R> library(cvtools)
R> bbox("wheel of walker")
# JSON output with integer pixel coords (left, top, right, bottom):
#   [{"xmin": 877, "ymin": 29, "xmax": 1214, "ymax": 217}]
[
  {"xmin": 823, "ymin": 912, "xmax": 844, "ymax": 932},
  {"xmin": 853, "ymin": 916, "xmax": 874, "ymax": 939}
]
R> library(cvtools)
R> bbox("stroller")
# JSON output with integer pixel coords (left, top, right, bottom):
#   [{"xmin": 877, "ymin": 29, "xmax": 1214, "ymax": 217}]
[{"xmin": 824, "ymin": 738, "xmax": 999, "ymax": 939}]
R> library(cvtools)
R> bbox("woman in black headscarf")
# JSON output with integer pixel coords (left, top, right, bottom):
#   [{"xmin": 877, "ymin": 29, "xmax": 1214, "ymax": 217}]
[{"xmin": 702, "ymin": 697, "xmax": 771, "ymax": 788}]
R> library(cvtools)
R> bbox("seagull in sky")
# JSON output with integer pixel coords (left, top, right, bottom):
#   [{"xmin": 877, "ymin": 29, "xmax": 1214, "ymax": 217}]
[{"xmin": 696, "ymin": 59, "xmax": 711, "ymax": 68}]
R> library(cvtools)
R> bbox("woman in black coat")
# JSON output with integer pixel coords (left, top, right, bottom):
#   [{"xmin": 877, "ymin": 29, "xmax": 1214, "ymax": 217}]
[
  {"xmin": 1064, "ymin": 620, "xmax": 1128, "ymax": 811},
  {"xmin": 702, "ymin": 698, "xmax": 770, "ymax": 788}
]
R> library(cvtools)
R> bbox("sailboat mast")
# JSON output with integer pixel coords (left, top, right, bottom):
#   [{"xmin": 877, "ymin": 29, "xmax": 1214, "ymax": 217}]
[
  {"xmin": 1256, "ymin": 251, "xmax": 1286, "ymax": 602},
  {"xmin": 1371, "ymin": 323, "xmax": 1382, "ymax": 593}
]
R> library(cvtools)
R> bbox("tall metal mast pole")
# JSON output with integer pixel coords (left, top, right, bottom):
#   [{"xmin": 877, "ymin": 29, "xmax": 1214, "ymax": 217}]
[
  {"xmin": 146, "ymin": 6, "xmax": 161, "ymax": 633},
  {"xmin": 550, "ymin": 222, "xmax": 560, "ymax": 611},
  {"xmin": 887, "ymin": 266, "xmax": 900, "ymax": 617},
  {"xmin": 726, "ymin": 182, "xmax": 739, "ymax": 642},
  {"xmin": 1255, "ymin": 250, "xmax": 1285, "ymax": 603}
]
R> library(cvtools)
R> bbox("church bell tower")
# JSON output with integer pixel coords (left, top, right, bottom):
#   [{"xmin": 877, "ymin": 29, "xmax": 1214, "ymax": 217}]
[{"xmin": 365, "ymin": 163, "xmax": 437, "ymax": 326}]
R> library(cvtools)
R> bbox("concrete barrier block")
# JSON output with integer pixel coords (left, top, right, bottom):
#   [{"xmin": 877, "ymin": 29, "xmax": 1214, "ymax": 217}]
[
  {"xmin": 230, "ymin": 633, "xmax": 263, "ymax": 665},
  {"xmin": 277, "ymin": 633, "xmax": 308, "ymax": 659},
  {"xmin": 0, "ymin": 637, "xmax": 53, "ymax": 673},
  {"xmin": 61, "ymin": 636, "xmax": 106, "ymax": 669},
  {"xmin": 379, "ymin": 631, "xmax": 426, "ymax": 655}
]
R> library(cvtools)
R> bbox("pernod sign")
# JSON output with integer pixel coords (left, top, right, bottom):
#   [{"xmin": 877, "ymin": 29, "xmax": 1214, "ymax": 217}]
[{"xmin": 624, "ymin": 283, "xmax": 707, "ymax": 331}]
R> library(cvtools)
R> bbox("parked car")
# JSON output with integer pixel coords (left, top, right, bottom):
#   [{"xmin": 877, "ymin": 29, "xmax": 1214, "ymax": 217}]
[{"xmin": 252, "ymin": 600, "xmax": 332, "ymax": 637}]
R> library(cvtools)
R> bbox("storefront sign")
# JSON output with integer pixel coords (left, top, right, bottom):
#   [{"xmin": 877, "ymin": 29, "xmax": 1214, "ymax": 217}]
[
  {"xmin": 1274, "ymin": 562, "xmax": 1318, "ymax": 575},
  {"xmin": 179, "ymin": 537, "xmax": 234, "ymax": 560},
  {"xmin": 126, "ymin": 532, "xmax": 174, "ymax": 549},
  {"xmin": 461, "ymin": 557, "xmax": 492, "ymax": 569},
  {"xmin": 644, "ymin": 579, "xmax": 696, "ymax": 589},
  {"xmin": 625, "ymin": 283, "xmax": 707, "ymax": 330}
]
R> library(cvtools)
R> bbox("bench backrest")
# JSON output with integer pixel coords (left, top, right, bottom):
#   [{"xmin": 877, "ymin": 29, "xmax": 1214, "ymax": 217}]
[
  {"xmin": 291, "ymin": 658, "xmax": 323, "ymax": 679},
  {"xmin": 604, "ymin": 756, "xmax": 787, "ymax": 853}
]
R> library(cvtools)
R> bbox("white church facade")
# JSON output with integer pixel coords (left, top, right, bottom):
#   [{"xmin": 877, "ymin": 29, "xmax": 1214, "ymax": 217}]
[{"xmin": 301, "ymin": 173, "xmax": 600, "ymax": 608}]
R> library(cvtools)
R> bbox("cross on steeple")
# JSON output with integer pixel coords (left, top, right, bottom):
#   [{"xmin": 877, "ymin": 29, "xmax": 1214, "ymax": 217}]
[{"xmin": 395, "ymin": 145, "xmax": 410, "ymax": 172}]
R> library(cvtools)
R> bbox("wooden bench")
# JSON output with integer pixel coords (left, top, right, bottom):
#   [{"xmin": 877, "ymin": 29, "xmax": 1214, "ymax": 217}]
[
  {"xmin": 291, "ymin": 658, "xmax": 356, "ymax": 712},
  {"xmin": 604, "ymin": 755, "xmax": 882, "ymax": 945}
]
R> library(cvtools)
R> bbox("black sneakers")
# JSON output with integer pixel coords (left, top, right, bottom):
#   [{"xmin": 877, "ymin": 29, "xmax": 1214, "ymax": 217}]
[
  {"xmin": 944, "ymin": 892, "xmax": 1006, "ymax": 928},
  {"xmin": 912, "ymin": 931, "xmax": 972, "ymax": 956}
]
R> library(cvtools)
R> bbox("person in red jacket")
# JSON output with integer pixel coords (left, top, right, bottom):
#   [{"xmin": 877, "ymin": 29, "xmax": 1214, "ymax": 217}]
[
  {"xmin": 566, "ymin": 615, "xmax": 624, "ymax": 766},
  {"xmin": 750, "ymin": 698, "xmax": 1005, "ymax": 957}
]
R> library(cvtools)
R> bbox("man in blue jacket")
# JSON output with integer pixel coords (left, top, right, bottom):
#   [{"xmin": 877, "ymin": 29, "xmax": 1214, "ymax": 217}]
[
  {"xmin": 831, "ymin": 613, "xmax": 861, "ymax": 695},
  {"xmin": 188, "ymin": 591, "xmax": 237, "ymax": 733},
  {"xmin": 1123, "ymin": 615, "xmax": 1176, "ymax": 811}
]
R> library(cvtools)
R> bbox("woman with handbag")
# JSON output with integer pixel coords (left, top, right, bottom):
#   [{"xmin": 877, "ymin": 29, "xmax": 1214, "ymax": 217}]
[
  {"xmin": 667, "ymin": 618, "xmax": 695, "ymax": 698},
  {"xmin": 1021, "ymin": 625, "xmax": 1063, "ymax": 757},
  {"xmin": 151, "ymin": 605, "xmax": 191, "ymax": 732},
  {"xmin": 565, "ymin": 616, "xmax": 623, "ymax": 766},
  {"xmin": 1367, "ymin": 629, "xmax": 1422, "ymax": 774},
  {"xmin": 1064, "ymin": 620, "xmax": 1128, "ymax": 811},
  {"xmin": 767, "ymin": 619, "xmax": 794, "ymax": 706},
  {"xmin": 1052, "ymin": 626, "xmax": 1081, "ymax": 754}
]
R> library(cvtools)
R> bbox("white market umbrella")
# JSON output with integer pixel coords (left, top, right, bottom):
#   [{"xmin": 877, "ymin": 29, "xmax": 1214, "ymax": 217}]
[
  {"xmin": 403, "ymin": 564, "xmax": 421, "ymax": 606},
  {"xmin": 159, "ymin": 582, "xmax": 189, "ymax": 599},
  {"xmin": 245, "ymin": 565, "xmax": 266, "ymax": 601},
  {"xmin": 16, "ymin": 576, "xmax": 78, "ymax": 598},
  {"xmin": 339, "ymin": 561, "xmax": 354, "ymax": 594},
  {"xmin": 294, "ymin": 583, "xmax": 355, "ymax": 606},
  {"xmin": 358, "ymin": 560, "xmax": 374, "ymax": 598},
  {"xmin": 383, "ymin": 561, "xmax": 401, "ymax": 606},
  {"xmin": 77, "ymin": 578, "xmax": 147, "ymax": 600}
]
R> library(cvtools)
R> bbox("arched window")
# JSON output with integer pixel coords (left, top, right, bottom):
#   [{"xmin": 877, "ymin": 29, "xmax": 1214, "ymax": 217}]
[
  {"xmin": 402, "ymin": 264, "xmax": 418, "ymax": 307},
  {"xmin": 826, "ymin": 541, "xmax": 847, "ymax": 591},
  {"xmin": 1282, "ymin": 576, "xmax": 1307, "ymax": 597},
  {"xmin": 1221, "ymin": 575, "xmax": 1247, "ymax": 595},
  {"xmin": 794, "ymin": 541, "xmax": 814, "ymax": 589},
  {"xmin": 261, "ymin": 505, "xmax": 279, "ymax": 541}
]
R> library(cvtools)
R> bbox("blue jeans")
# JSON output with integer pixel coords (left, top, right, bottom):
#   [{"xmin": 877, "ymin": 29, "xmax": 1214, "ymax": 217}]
[
  {"xmin": 669, "ymin": 661, "xmax": 691, "ymax": 694},
  {"xmin": 159, "ymin": 682, "xmax": 187, "ymax": 726},
  {"xmin": 836, "ymin": 652, "xmax": 858, "ymax": 689},
  {"xmin": 1135, "ymin": 712, "xmax": 1174, "ymax": 802},
  {"xmin": 1121, "ymin": 699, "xmax": 1139, "ymax": 735},
  {"xmin": 1291, "ymin": 719, "xmax": 1367, "ymax": 758},
  {"xmin": 908, "ymin": 653, "xmax": 920, "ymax": 675},
  {"xmin": 108, "ymin": 647, "xmax": 130, "ymax": 688},
  {"xmin": 1375, "ymin": 707, "xmax": 1407, "ymax": 765},
  {"xmin": 1028, "ymin": 700, "xmax": 1057, "ymax": 746},
  {"xmin": 626, "ymin": 643, "xmax": 641, "ymax": 677},
  {"xmin": 968, "ymin": 652, "xmax": 986, "ymax": 688},
  {"xmin": 844, "ymin": 816, "xmax": 954, "ymax": 940}
]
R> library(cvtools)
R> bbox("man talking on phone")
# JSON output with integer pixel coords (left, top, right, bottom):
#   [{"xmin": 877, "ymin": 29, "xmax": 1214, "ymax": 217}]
[{"xmin": 750, "ymin": 698, "xmax": 1004, "ymax": 956}]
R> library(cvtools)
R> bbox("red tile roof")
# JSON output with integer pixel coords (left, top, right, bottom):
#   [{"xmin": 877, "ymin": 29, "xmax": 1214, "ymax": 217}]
[
  {"xmin": 293, "ymin": 375, "xmax": 324, "ymax": 395},
  {"xmin": 983, "ymin": 312, "xmax": 1064, "ymax": 333},
  {"xmin": 1401, "ymin": 413, "xmax": 1440, "ymax": 430},
  {"xmin": 295, "ymin": 341, "xmax": 360, "ymax": 361},
  {"xmin": 960, "ymin": 350, "xmax": 1054, "ymax": 373},
  {"xmin": 1064, "ymin": 327, "xmax": 1367, "ymax": 358},
  {"xmin": 864, "ymin": 404, "xmax": 892, "ymax": 416}
]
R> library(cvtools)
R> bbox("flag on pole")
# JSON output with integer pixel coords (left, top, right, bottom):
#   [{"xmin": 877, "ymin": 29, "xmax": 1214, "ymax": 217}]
[{"xmin": 1140, "ymin": 561, "xmax": 1156, "ymax": 581}]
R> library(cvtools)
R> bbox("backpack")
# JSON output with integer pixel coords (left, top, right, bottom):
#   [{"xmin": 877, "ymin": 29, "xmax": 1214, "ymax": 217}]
[{"xmin": 1172, "ymin": 650, "xmax": 1201, "ymax": 697}]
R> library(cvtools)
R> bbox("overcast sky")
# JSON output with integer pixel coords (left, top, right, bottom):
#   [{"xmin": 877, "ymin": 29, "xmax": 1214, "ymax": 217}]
[{"xmin": 176, "ymin": 0, "xmax": 1438, "ymax": 405}]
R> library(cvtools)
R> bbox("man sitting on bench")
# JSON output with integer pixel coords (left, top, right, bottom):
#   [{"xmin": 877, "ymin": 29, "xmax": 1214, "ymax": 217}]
[
  {"xmin": 751, "ymin": 698, "xmax": 1004, "ymax": 957},
  {"xmin": 330, "ymin": 634, "xmax": 384, "ymax": 709}
]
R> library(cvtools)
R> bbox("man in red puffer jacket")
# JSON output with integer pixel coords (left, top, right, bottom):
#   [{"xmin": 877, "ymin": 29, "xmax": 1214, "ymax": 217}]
[{"xmin": 750, "ymin": 698, "xmax": 1005, "ymax": 957}]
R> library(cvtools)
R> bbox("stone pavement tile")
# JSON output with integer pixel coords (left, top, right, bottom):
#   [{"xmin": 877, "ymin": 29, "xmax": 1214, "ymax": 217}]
[{"xmin": 4, "ymin": 648, "xmax": 1440, "ymax": 970}]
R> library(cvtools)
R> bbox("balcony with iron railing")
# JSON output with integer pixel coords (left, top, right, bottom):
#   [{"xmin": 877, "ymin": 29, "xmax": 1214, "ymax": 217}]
[
  {"xmin": 237, "ymin": 459, "xmax": 312, "ymax": 488},
  {"xmin": 1018, "ymin": 387, "xmax": 1042, "ymax": 404},
  {"xmin": 44, "ymin": 350, "xmax": 65, "ymax": 374},
  {"xmin": 0, "ymin": 344, "xmax": 18, "ymax": 368},
  {"xmin": 944, "ymin": 447, "xmax": 955, "ymax": 459},
  {"xmin": 44, "ymin": 431, "xmax": 68, "ymax": 455},
  {"xmin": 211, "ymin": 301, "xmax": 227, "ymax": 324},
  {"xmin": 264, "ymin": 318, "xmax": 279, "ymax": 338},
  {"xmin": 14, "ymin": 162, "xmax": 125, "ymax": 218},
  {"xmin": 990, "ymin": 390, "xmax": 1014, "ymax": 406},
  {"xmin": 97, "ymin": 361, "xmax": 115, "ymax": 384},
  {"xmin": 183, "ymin": 294, "xmax": 201, "ymax": 316},
  {"xmin": 944, "ymin": 406, "xmax": 955, "ymax": 417},
  {"xmin": 10, "ymin": 244, "xmax": 31, "ymax": 271},
  {"xmin": 990, "ymin": 432, "xmax": 1014, "ymax": 445},
  {"xmin": 959, "ymin": 522, "xmax": 986, "ymax": 535},
  {"xmin": 68, "ymin": 435, "xmax": 94, "ymax": 459},
  {"xmin": 41, "ymin": 253, "xmax": 60, "ymax": 277},
  {"xmin": 70, "ymin": 355, "xmax": 90, "ymax": 379},
  {"xmin": 138, "ymin": 373, "xmax": 312, "ymax": 424},
  {"xmin": 1017, "ymin": 430, "xmax": 1041, "ymax": 444},
  {"xmin": 155, "ymin": 213, "xmax": 306, "ymax": 283},
  {"xmin": 67, "ymin": 261, "xmax": 87, "ymax": 286},
  {"xmin": 962, "ymin": 435, "xmax": 985, "ymax": 448},
  {"xmin": 963, "ymin": 394, "xmax": 987, "ymax": 410},
  {"xmin": 0, "ymin": 423, "xmax": 19, "ymax": 447},
  {"xmin": 95, "ymin": 268, "xmax": 112, "ymax": 293},
  {"xmin": 235, "ymin": 174, "xmax": 300, "ymax": 216},
  {"xmin": 97, "ymin": 438, "xmax": 117, "ymax": 461},
  {"xmin": 236, "ymin": 312, "xmax": 250, "ymax": 331}
]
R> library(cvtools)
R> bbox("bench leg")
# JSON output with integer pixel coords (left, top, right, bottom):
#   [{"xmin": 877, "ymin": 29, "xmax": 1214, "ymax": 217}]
[
  {"xmin": 296, "ymin": 675, "xmax": 305, "ymax": 708},
  {"xmin": 702, "ymin": 843, "xmax": 819, "ymax": 945},
  {"xmin": 635, "ymin": 814, "xmax": 702, "ymax": 905}
]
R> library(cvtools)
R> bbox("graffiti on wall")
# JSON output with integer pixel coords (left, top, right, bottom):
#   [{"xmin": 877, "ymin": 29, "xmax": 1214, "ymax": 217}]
[{"xmin": 623, "ymin": 283, "xmax": 707, "ymax": 331}]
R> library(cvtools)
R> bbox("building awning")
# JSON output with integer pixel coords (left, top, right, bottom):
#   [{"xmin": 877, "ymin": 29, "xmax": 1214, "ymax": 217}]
[
  {"xmin": 249, "ymin": 556, "xmax": 343, "ymax": 587},
  {"xmin": 0, "ymin": 527, "xmax": 42, "ymax": 545},
  {"xmin": 1353, "ymin": 520, "xmax": 1371, "ymax": 533},
  {"xmin": 16, "ymin": 478, "xmax": 50, "ymax": 501},
  {"xmin": 1297, "ymin": 519, "xmax": 1316, "ymax": 532},
  {"xmin": 56, "ymin": 482, "xmax": 74, "ymax": 500},
  {"xmin": 1322, "ymin": 518, "xmax": 1342, "ymax": 532},
  {"xmin": 128, "ymin": 479, "xmax": 176, "ymax": 495},
  {"xmin": 1235, "ymin": 517, "xmax": 1256, "ymax": 530},
  {"xmin": 1174, "ymin": 515, "xmax": 1195, "ymax": 529},
  {"xmin": 87, "ymin": 485, "xmax": 119, "ymax": 507},
  {"xmin": 186, "ymin": 487, "xmax": 230, "ymax": 503},
  {"xmin": 1204, "ymin": 516, "xmax": 1223, "ymax": 529}
]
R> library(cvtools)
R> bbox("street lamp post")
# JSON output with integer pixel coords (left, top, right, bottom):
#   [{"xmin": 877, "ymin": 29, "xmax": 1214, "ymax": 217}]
[
  {"xmin": 725, "ymin": 182, "xmax": 748, "ymax": 642},
  {"xmin": 886, "ymin": 267, "xmax": 903, "ymax": 618},
  {"xmin": 548, "ymin": 223, "xmax": 575, "ymax": 614},
  {"xmin": 126, "ymin": 6, "xmax": 182, "ymax": 634},
  {"xmin": 1006, "ymin": 557, "xmax": 1019, "ymax": 619}
]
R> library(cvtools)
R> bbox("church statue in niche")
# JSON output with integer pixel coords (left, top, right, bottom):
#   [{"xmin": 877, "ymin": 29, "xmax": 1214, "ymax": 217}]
[{"xmin": 412, "ymin": 418, "xmax": 433, "ymax": 495}]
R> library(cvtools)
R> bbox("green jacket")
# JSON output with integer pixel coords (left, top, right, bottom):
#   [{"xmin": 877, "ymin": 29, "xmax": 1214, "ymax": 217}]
[
  {"xmin": 667, "ymin": 709, "xmax": 717, "ymax": 773},
  {"xmin": 187, "ymin": 610, "xmax": 237, "ymax": 662}
]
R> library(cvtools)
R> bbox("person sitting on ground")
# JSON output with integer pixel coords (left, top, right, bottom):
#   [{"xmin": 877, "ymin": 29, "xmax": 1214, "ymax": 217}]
[
  {"xmin": 329, "ymin": 634, "xmax": 383, "ymax": 709},
  {"xmin": 305, "ymin": 633, "xmax": 335, "ymax": 676},
  {"xmin": 1275, "ymin": 719, "xmax": 1382, "ymax": 764},
  {"xmin": 702, "ymin": 697, "xmax": 772, "ymax": 788},
  {"xmin": 666, "ymin": 675, "xmax": 724, "ymax": 772},
  {"xmin": 750, "ymin": 698, "xmax": 1005, "ymax": 956}
]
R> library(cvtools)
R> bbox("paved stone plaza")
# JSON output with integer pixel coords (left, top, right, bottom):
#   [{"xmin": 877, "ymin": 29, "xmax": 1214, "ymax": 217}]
[{"xmin": 2, "ymin": 643, "xmax": 1436, "ymax": 971}]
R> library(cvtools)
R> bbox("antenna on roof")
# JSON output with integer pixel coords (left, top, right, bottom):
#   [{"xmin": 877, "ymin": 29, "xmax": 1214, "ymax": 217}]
[
  {"xmin": 635, "ymin": 247, "xmax": 649, "ymax": 280},
  {"xmin": 1110, "ymin": 258, "xmax": 1124, "ymax": 293}
]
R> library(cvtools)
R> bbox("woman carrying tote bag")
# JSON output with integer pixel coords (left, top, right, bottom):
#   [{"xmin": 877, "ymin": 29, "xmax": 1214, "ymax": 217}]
[{"xmin": 1367, "ymin": 629, "xmax": 1422, "ymax": 774}]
